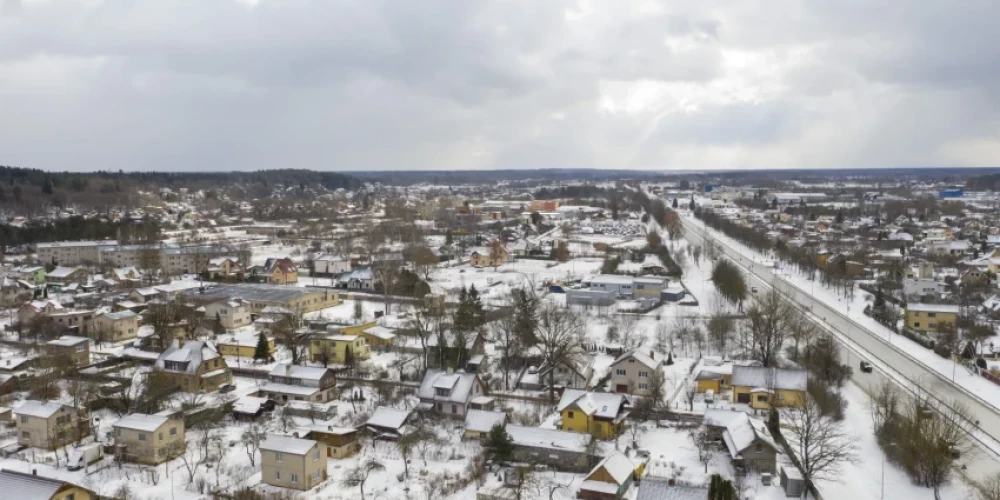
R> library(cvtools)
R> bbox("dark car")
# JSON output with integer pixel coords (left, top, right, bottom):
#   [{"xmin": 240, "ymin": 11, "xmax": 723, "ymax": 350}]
[
  {"xmin": 218, "ymin": 384, "xmax": 236, "ymax": 394},
  {"xmin": 859, "ymin": 361, "xmax": 873, "ymax": 373}
]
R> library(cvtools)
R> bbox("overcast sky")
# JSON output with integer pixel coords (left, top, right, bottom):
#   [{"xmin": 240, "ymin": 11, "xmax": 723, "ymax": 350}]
[{"xmin": 1, "ymin": 0, "xmax": 998, "ymax": 173}]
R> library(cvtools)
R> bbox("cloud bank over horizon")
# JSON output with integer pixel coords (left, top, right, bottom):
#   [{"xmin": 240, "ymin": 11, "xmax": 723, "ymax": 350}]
[{"xmin": 1, "ymin": 0, "xmax": 998, "ymax": 172}]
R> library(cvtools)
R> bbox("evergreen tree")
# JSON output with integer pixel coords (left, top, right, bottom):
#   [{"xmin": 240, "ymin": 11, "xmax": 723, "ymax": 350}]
[
  {"xmin": 666, "ymin": 352, "xmax": 674, "ymax": 365},
  {"xmin": 0, "ymin": 185, "xmax": 5, "ymax": 202},
  {"xmin": 469, "ymin": 284, "xmax": 485, "ymax": 327},
  {"xmin": 445, "ymin": 229, "xmax": 453, "ymax": 245},
  {"xmin": 454, "ymin": 286, "xmax": 476, "ymax": 332},
  {"xmin": 344, "ymin": 344, "xmax": 354, "ymax": 369},
  {"xmin": 767, "ymin": 407, "xmax": 781, "ymax": 437},
  {"xmin": 482, "ymin": 424, "xmax": 515, "ymax": 462},
  {"xmin": 213, "ymin": 312, "xmax": 226, "ymax": 337},
  {"xmin": 689, "ymin": 197, "xmax": 696, "ymax": 211},
  {"xmin": 253, "ymin": 332, "xmax": 271, "ymax": 362},
  {"xmin": 672, "ymin": 197, "xmax": 679, "ymax": 209},
  {"xmin": 13, "ymin": 185, "xmax": 22, "ymax": 203},
  {"xmin": 41, "ymin": 177, "xmax": 54, "ymax": 195},
  {"xmin": 354, "ymin": 300, "xmax": 364, "ymax": 321}
]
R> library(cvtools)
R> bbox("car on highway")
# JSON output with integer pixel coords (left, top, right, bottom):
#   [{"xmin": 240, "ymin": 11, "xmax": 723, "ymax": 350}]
[
  {"xmin": 859, "ymin": 361, "xmax": 873, "ymax": 373},
  {"xmin": 751, "ymin": 286, "xmax": 758, "ymax": 294}
]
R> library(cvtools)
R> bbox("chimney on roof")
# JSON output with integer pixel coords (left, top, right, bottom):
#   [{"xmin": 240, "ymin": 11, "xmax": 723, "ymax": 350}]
[
  {"xmin": 650, "ymin": 350, "xmax": 655, "ymax": 359},
  {"xmin": 32, "ymin": 469, "xmax": 37, "ymax": 476},
  {"xmin": 285, "ymin": 363, "xmax": 292, "ymax": 378}
]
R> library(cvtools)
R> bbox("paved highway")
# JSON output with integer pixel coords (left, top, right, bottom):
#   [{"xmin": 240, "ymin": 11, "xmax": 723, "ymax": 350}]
[{"xmin": 680, "ymin": 214, "xmax": 1000, "ymax": 481}]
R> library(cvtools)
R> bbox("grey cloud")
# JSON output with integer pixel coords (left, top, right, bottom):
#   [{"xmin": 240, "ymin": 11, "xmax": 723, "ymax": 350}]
[{"xmin": 0, "ymin": 0, "xmax": 998, "ymax": 172}]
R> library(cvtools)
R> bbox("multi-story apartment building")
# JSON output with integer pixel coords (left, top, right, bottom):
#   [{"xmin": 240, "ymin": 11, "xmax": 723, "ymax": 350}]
[
  {"xmin": 153, "ymin": 340, "xmax": 232, "ymax": 393},
  {"xmin": 36, "ymin": 240, "xmax": 118, "ymax": 266},
  {"xmin": 44, "ymin": 336, "xmax": 90, "ymax": 367},
  {"xmin": 91, "ymin": 310, "xmax": 141, "ymax": 343}
]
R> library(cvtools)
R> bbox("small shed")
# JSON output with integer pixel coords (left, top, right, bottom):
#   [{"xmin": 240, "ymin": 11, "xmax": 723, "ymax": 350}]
[{"xmin": 779, "ymin": 464, "xmax": 805, "ymax": 498}]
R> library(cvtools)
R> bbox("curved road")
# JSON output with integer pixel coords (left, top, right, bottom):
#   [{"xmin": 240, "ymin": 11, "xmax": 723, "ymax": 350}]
[{"xmin": 680, "ymin": 214, "xmax": 1000, "ymax": 480}]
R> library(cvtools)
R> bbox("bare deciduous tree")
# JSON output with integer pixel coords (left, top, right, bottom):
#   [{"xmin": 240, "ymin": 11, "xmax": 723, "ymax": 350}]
[
  {"xmin": 535, "ymin": 301, "xmax": 585, "ymax": 403},
  {"xmin": 343, "ymin": 458, "xmax": 386, "ymax": 500},
  {"xmin": 784, "ymin": 398, "xmax": 858, "ymax": 494},
  {"xmin": 740, "ymin": 290, "xmax": 795, "ymax": 367}
]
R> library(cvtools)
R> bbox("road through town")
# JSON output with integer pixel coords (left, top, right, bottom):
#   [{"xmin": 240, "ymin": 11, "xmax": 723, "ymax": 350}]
[{"xmin": 680, "ymin": 214, "xmax": 1000, "ymax": 483}]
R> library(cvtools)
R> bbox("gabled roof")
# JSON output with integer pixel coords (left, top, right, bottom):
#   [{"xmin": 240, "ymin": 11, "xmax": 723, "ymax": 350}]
[
  {"xmin": 612, "ymin": 349, "xmax": 663, "ymax": 370},
  {"xmin": 46, "ymin": 266, "xmax": 82, "ymax": 279},
  {"xmin": 0, "ymin": 469, "xmax": 92, "ymax": 500},
  {"xmin": 155, "ymin": 340, "xmax": 220, "ymax": 375},
  {"xmin": 114, "ymin": 413, "xmax": 170, "ymax": 432},
  {"xmin": 731, "ymin": 366, "xmax": 807, "ymax": 392},
  {"xmin": 418, "ymin": 369, "xmax": 480, "ymax": 403},
  {"xmin": 366, "ymin": 406, "xmax": 411, "ymax": 430},
  {"xmin": 268, "ymin": 363, "xmax": 331, "ymax": 382},
  {"xmin": 588, "ymin": 452, "xmax": 634, "ymax": 485},
  {"xmin": 722, "ymin": 414, "xmax": 779, "ymax": 459},
  {"xmin": 14, "ymin": 400, "xmax": 71, "ymax": 419},
  {"xmin": 636, "ymin": 479, "xmax": 708, "ymax": 500},
  {"xmin": 464, "ymin": 409, "xmax": 507, "ymax": 433},
  {"xmin": 556, "ymin": 389, "xmax": 625, "ymax": 419},
  {"xmin": 260, "ymin": 435, "xmax": 317, "ymax": 455},
  {"xmin": 906, "ymin": 303, "xmax": 960, "ymax": 314},
  {"xmin": 46, "ymin": 335, "xmax": 89, "ymax": 347}
]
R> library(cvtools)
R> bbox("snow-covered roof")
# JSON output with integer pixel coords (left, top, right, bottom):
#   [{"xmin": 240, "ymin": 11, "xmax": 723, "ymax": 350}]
[
  {"xmin": 0, "ymin": 469, "xmax": 84, "ymax": 500},
  {"xmin": 114, "ymin": 413, "xmax": 170, "ymax": 432},
  {"xmin": 268, "ymin": 363, "xmax": 330, "ymax": 381},
  {"xmin": 722, "ymin": 414, "xmax": 778, "ymax": 459},
  {"xmin": 233, "ymin": 396, "xmax": 270, "ymax": 415},
  {"xmin": 259, "ymin": 382, "xmax": 324, "ymax": 396},
  {"xmin": 102, "ymin": 310, "xmax": 138, "ymax": 321},
  {"xmin": 364, "ymin": 326, "xmax": 396, "ymax": 340},
  {"xmin": 366, "ymin": 406, "xmax": 411, "ymax": 430},
  {"xmin": 154, "ymin": 340, "xmax": 220, "ymax": 375},
  {"xmin": 703, "ymin": 408, "xmax": 747, "ymax": 428},
  {"xmin": 47, "ymin": 266, "xmax": 82, "ymax": 279},
  {"xmin": 505, "ymin": 424, "xmax": 591, "ymax": 453},
  {"xmin": 636, "ymin": 479, "xmax": 708, "ymax": 500},
  {"xmin": 14, "ymin": 400, "xmax": 70, "ymax": 419},
  {"xmin": 590, "ymin": 452, "xmax": 634, "ymax": 485},
  {"xmin": 731, "ymin": 366, "xmax": 807, "ymax": 392},
  {"xmin": 46, "ymin": 335, "xmax": 88, "ymax": 347},
  {"xmin": 418, "ymin": 369, "xmax": 480, "ymax": 404},
  {"xmin": 612, "ymin": 349, "xmax": 663, "ymax": 370},
  {"xmin": 579, "ymin": 480, "xmax": 620, "ymax": 495},
  {"xmin": 906, "ymin": 303, "xmax": 960, "ymax": 314},
  {"xmin": 556, "ymin": 389, "xmax": 625, "ymax": 419},
  {"xmin": 260, "ymin": 435, "xmax": 318, "ymax": 455},
  {"xmin": 464, "ymin": 409, "xmax": 507, "ymax": 433}
]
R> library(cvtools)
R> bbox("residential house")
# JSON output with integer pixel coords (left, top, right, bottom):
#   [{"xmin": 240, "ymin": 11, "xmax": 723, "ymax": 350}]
[
  {"xmin": 335, "ymin": 267, "xmax": 374, "ymax": 290},
  {"xmin": 720, "ymin": 413, "xmax": 780, "ymax": 474},
  {"xmin": 302, "ymin": 425, "xmax": 361, "ymax": 459},
  {"xmin": 111, "ymin": 267, "xmax": 144, "ymax": 287},
  {"xmin": 961, "ymin": 269, "xmax": 990, "ymax": 287},
  {"xmin": 112, "ymin": 413, "xmax": 185, "ymax": 465},
  {"xmin": 313, "ymin": 254, "xmax": 352, "ymax": 276},
  {"xmin": 259, "ymin": 363, "xmax": 337, "ymax": 404},
  {"xmin": 632, "ymin": 277, "xmax": 668, "ymax": 300},
  {"xmin": 232, "ymin": 396, "xmax": 277, "ymax": 421},
  {"xmin": 905, "ymin": 303, "xmax": 960, "ymax": 334},
  {"xmin": 10, "ymin": 265, "xmax": 46, "ymax": 285},
  {"xmin": 557, "ymin": 389, "xmax": 628, "ymax": 440},
  {"xmin": 0, "ymin": 469, "xmax": 96, "ymax": 500},
  {"xmin": 577, "ymin": 452, "xmax": 636, "ymax": 500},
  {"xmin": 469, "ymin": 243, "xmax": 509, "ymax": 268},
  {"xmin": 44, "ymin": 336, "xmax": 90, "ymax": 367},
  {"xmin": 364, "ymin": 406, "xmax": 411, "ymax": 439},
  {"xmin": 91, "ymin": 310, "xmax": 140, "ymax": 343},
  {"xmin": 14, "ymin": 401, "xmax": 90, "ymax": 450},
  {"xmin": 45, "ymin": 266, "xmax": 87, "ymax": 288},
  {"xmin": 0, "ymin": 277, "xmax": 36, "ymax": 303},
  {"xmin": 217, "ymin": 331, "xmax": 274, "ymax": 359},
  {"xmin": 309, "ymin": 334, "xmax": 371, "ymax": 364},
  {"xmin": 902, "ymin": 278, "xmax": 945, "ymax": 298},
  {"xmin": 417, "ymin": 369, "xmax": 488, "ymax": 417},
  {"xmin": 264, "ymin": 258, "xmax": 299, "ymax": 285},
  {"xmin": 203, "ymin": 298, "xmax": 252, "ymax": 330},
  {"xmin": 463, "ymin": 409, "xmax": 508, "ymax": 440},
  {"xmin": 518, "ymin": 355, "xmax": 594, "ymax": 391},
  {"xmin": 260, "ymin": 435, "xmax": 327, "ymax": 491},
  {"xmin": 505, "ymin": 425, "xmax": 601, "ymax": 473},
  {"xmin": 153, "ymin": 340, "xmax": 232, "ymax": 393},
  {"xmin": 128, "ymin": 287, "xmax": 160, "ymax": 303},
  {"xmin": 589, "ymin": 275, "xmax": 636, "ymax": 298},
  {"xmin": 207, "ymin": 257, "xmax": 243, "ymax": 279},
  {"xmin": 695, "ymin": 364, "xmax": 733, "ymax": 394},
  {"xmin": 18, "ymin": 300, "xmax": 63, "ymax": 325},
  {"xmin": 609, "ymin": 350, "xmax": 664, "ymax": 396},
  {"xmin": 360, "ymin": 325, "xmax": 396, "ymax": 349},
  {"xmin": 635, "ymin": 479, "xmax": 708, "ymax": 500},
  {"xmin": 731, "ymin": 366, "xmax": 807, "ymax": 409},
  {"xmin": 187, "ymin": 284, "xmax": 340, "ymax": 315},
  {"xmin": 927, "ymin": 240, "xmax": 970, "ymax": 257},
  {"xmin": 47, "ymin": 309, "xmax": 95, "ymax": 336}
]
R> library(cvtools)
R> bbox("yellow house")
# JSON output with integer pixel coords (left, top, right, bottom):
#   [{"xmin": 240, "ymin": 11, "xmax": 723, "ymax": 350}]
[
  {"xmin": 731, "ymin": 366, "xmax": 807, "ymax": 410},
  {"xmin": 556, "ymin": 389, "xmax": 627, "ymax": 440},
  {"xmin": 905, "ymin": 303, "xmax": 959, "ymax": 333},
  {"xmin": 336, "ymin": 320, "xmax": 377, "ymax": 336},
  {"xmin": 265, "ymin": 258, "xmax": 299, "ymax": 285},
  {"xmin": 360, "ymin": 325, "xmax": 396, "ymax": 348},
  {"xmin": 469, "ymin": 243, "xmax": 509, "ymax": 268},
  {"xmin": 217, "ymin": 331, "xmax": 275, "ymax": 359},
  {"xmin": 309, "ymin": 335, "xmax": 371, "ymax": 364},
  {"xmin": 695, "ymin": 365, "xmax": 732, "ymax": 393},
  {"xmin": 0, "ymin": 469, "xmax": 97, "ymax": 500}
]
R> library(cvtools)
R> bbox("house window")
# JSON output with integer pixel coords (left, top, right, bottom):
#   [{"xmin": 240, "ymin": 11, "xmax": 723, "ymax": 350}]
[
  {"xmin": 313, "ymin": 449, "xmax": 320, "ymax": 461},
  {"xmin": 638, "ymin": 383, "xmax": 648, "ymax": 390},
  {"xmin": 313, "ymin": 470, "xmax": 321, "ymax": 480},
  {"xmin": 755, "ymin": 443, "xmax": 762, "ymax": 452},
  {"xmin": 756, "ymin": 395, "xmax": 768, "ymax": 402},
  {"xmin": 928, "ymin": 312, "xmax": 937, "ymax": 318},
  {"xmin": 20, "ymin": 416, "xmax": 27, "ymax": 424},
  {"xmin": 139, "ymin": 433, "xmax": 146, "ymax": 442},
  {"xmin": 66, "ymin": 494, "xmax": 76, "ymax": 500},
  {"xmin": 170, "ymin": 427, "xmax": 177, "ymax": 436},
  {"xmin": 639, "ymin": 371, "xmax": 649, "ymax": 378},
  {"xmin": 159, "ymin": 432, "xmax": 164, "ymax": 440},
  {"xmin": 291, "ymin": 474, "xmax": 299, "ymax": 484},
  {"xmin": 275, "ymin": 452, "xmax": 283, "ymax": 462},
  {"xmin": 452, "ymin": 404, "xmax": 458, "ymax": 414},
  {"xmin": 567, "ymin": 411, "xmax": 574, "ymax": 419},
  {"xmin": 275, "ymin": 471, "xmax": 281, "ymax": 480},
  {"xmin": 914, "ymin": 322, "xmax": 921, "ymax": 328},
  {"xmin": 615, "ymin": 369, "xmax": 626, "ymax": 376},
  {"xmin": 21, "ymin": 431, "xmax": 29, "ymax": 438}
]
